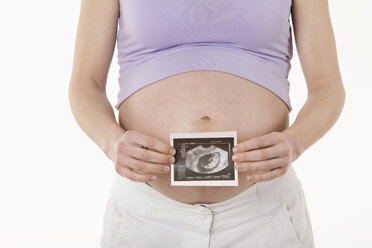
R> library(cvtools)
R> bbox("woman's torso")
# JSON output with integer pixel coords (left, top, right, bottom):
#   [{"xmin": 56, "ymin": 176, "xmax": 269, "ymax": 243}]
[{"xmin": 118, "ymin": 70, "xmax": 289, "ymax": 204}]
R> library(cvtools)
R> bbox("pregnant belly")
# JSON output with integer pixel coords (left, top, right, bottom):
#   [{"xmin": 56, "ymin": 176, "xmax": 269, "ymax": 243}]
[{"xmin": 118, "ymin": 70, "xmax": 289, "ymax": 204}]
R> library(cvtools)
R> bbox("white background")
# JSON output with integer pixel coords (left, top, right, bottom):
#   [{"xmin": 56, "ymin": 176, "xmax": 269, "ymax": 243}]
[{"xmin": 1, "ymin": 1, "xmax": 371, "ymax": 247}]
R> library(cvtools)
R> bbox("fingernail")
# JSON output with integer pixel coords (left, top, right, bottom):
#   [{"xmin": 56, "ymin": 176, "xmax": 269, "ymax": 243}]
[
  {"xmin": 233, "ymin": 147, "xmax": 239, "ymax": 152},
  {"xmin": 232, "ymin": 155, "xmax": 239, "ymax": 160},
  {"xmin": 163, "ymin": 166, "xmax": 170, "ymax": 172},
  {"xmin": 168, "ymin": 157, "xmax": 175, "ymax": 164},
  {"xmin": 236, "ymin": 164, "xmax": 242, "ymax": 170},
  {"xmin": 169, "ymin": 148, "xmax": 176, "ymax": 155},
  {"xmin": 151, "ymin": 176, "xmax": 157, "ymax": 181}
]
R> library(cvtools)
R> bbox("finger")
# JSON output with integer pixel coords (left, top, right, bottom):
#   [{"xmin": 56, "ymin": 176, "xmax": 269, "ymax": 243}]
[
  {"xmin": 234, "ymin": 143, "xmax": 290, "ymax": 162},
  {"xmin": 246, "ymin": 167, "xmax": 287, "ymax": 182},
  {"xmin": 117, "ymin": 166, "xmax": 156, "ymax": 183},
  {"xmin": 234, "ymin": 132, "xmax": 285, "ymax": 152},
  {"xmin": 126, "ymin": 130, "xmax": 176, "ymax": 155},
  {"xmin": 235, "ymin": 157, "xmax": 288, "ymax": 172},
  {"xmin": 119, "ymin": 155, "xmax": 170, "ymax": 174},
  {"xmin": 127, "ymin": 144, "xmax": 175, "ymax": 164}
]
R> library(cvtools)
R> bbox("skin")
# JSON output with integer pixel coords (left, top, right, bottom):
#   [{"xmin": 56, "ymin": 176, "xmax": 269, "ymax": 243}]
[{"xmin": 68, "ymin": 0, "xmax": 345, "ymax": 204}]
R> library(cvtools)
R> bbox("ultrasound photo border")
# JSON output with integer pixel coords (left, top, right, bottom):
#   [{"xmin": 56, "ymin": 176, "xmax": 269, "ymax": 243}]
[{"xmin": 170, "ymin": 131, "xmax": 238, "ymax": 186}]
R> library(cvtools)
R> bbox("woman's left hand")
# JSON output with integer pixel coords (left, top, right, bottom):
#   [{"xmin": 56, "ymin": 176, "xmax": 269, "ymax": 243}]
[{"xmin": 232, "ymin": 131, "xmax": 296, "ymax": 182}]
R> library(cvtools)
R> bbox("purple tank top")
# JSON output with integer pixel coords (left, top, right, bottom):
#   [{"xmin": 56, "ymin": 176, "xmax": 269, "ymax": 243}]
[{"xmin": 115, "ymin": 0, "xmax": 293, "ymax": 112}]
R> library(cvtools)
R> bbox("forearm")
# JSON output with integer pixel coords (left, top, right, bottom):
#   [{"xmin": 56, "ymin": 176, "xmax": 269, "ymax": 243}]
[
  {"xmin": 68, "ymin": 79, "xmax": 126, "ymax": 159},
  {"xmin": 283, "ymin": 83, "xmax": 346, "ymax": 161}
]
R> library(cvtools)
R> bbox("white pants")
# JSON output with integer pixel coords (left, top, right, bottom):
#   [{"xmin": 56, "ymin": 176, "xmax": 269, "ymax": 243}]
[{"xmin": 101, "ymin": 165, "xmax": 314, "ymax": 248}]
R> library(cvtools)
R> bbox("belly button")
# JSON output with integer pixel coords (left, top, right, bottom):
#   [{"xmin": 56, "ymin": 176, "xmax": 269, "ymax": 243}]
[{"xmin": 200, "ymin": 116, "xmax": 211, "ymax": 121}]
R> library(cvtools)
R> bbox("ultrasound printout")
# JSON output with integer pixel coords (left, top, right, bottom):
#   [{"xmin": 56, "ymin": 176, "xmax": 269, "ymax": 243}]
[{"xmin": 170, "ymin": 131, "xmax": 238, "ymax": 186}]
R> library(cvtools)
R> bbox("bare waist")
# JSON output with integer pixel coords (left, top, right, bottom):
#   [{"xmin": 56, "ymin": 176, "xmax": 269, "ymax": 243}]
[{"xmin": 117, "ymin": 70, "xmax": 290, "ymax": 204}]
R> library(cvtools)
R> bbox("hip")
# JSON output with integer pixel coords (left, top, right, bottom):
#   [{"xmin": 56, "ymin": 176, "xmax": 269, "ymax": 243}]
[{"xmin": 101, "ymin": 165, "xmax": 314, "ymax": 248}]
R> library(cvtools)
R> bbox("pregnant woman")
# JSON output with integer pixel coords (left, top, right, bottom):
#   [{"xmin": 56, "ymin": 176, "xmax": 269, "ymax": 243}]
[{"xmin": 68, "ymin": 0, "xmax": 345, "ymax": 247}]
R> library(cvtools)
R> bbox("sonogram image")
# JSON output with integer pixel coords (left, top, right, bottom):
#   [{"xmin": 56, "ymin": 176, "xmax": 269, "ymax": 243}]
[{"xmin": 185, "ymin": 145, "xmax": 228, "ymax": 174}]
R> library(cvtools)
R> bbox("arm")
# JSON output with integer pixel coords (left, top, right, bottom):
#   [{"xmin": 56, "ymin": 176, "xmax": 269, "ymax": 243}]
[
  {"xmin": 283, "ymin": 0, "xmax": 346, "ymax": 161},
  {"xmin": 68, "ymin": 0, "xmax": 124, "ymax": 159},
  {"xmin": 232, "ymin": 0, "xmax": 346, "ymax": 181},
  {"xmin": 68, "ymin": 0, "xmax": 175, "ymax": 182}
]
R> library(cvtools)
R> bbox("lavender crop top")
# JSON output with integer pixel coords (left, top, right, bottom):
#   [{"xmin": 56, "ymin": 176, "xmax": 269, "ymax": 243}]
[{"xmin": 115, "ymin": 0, "xmax": 294, "ymax": 112}]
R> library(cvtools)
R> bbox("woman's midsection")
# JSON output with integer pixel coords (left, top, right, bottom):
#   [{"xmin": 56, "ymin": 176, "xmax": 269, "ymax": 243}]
[{"xmin": 118, "ymin": 70, "xmax": 289, "ymax": 204}]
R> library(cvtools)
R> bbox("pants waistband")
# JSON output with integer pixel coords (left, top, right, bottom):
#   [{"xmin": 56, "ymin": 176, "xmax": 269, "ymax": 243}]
[{"xmin": 109, "ymin": 165, "xmax": 302, "ymax": 217}]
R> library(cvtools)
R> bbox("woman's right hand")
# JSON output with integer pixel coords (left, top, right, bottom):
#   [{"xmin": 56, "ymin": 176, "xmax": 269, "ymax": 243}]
[{"xmin": 108, "ymin": 130, "xmax": 176, "ymax": 183}]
